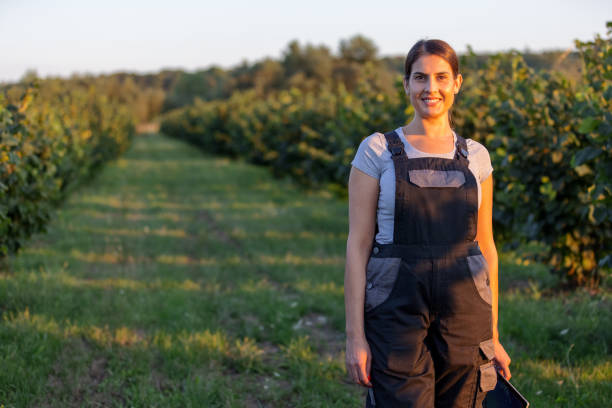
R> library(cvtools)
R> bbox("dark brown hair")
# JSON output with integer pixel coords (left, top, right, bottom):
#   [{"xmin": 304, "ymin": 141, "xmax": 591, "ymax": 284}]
[{"xmin": 404, "ymin": 39, "xmax": 459, "ymax": 79}]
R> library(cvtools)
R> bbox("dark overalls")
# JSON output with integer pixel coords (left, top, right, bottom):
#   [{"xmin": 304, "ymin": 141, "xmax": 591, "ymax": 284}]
[{"xmin": 364, "ymin": 131, "xmax": 497, "ymax": 407}]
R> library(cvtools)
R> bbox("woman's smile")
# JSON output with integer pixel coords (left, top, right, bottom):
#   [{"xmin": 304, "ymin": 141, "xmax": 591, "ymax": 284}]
[{"xmin": 421, "ymin": 96, "xmax": 442, "ymax": 107}]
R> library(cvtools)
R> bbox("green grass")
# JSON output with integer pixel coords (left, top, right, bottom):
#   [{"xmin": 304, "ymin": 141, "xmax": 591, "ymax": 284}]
[{"xmin": 1, "ymin": 133, "xmax": 610, "ymax": 407}]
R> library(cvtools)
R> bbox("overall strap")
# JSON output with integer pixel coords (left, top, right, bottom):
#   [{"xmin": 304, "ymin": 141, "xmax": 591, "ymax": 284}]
[
  {"xmin": 384, "ymin": 130, "xmax": 407, "ymax": 160},
  {"xmin": 383, "ymin": 130, "xmax": 406, "ymax": 245},
  {"xmin": 453, "ymin": 134, "xmax": 469, "ymax": 165}
]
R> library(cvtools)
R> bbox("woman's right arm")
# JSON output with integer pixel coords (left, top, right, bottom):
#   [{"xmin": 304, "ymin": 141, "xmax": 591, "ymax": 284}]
[{"xmin": 344, "ymin": 166, "xmax": 379, "ymax": 388}]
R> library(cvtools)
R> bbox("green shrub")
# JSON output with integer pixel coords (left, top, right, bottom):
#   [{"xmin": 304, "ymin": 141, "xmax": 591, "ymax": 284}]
[{"xmin": 0, "ymin": 83, "xmax": 134, "ymax": 258}]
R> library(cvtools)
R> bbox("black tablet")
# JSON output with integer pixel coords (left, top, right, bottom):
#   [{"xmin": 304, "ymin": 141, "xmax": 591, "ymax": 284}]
[{"xmin": 482, "ymin": 372, "xmax": 530, "ymax": 408}]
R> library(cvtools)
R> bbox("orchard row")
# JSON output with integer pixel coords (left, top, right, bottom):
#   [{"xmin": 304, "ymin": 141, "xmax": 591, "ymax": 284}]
[
  {"xmin": 1, "ymin": 80, "xmax": 134, "ymax": 258},
  {"xmin": 161, "ymin": 24, "xmax": 611, "ymax": 287}
]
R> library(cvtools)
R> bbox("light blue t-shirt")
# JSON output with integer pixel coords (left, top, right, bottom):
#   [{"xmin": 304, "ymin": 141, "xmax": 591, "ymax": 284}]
[{"xmin": 350, "ymin": 127, "xmax": 494, "ymax": 244}]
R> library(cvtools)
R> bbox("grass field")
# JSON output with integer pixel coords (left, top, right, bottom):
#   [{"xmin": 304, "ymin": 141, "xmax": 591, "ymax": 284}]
[{"xmin": 1, "ymin": 133, "xmax": 610, "ymax": 407}]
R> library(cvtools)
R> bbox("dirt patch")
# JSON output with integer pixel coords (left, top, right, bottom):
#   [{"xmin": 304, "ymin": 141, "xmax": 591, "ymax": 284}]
[
  {"xmin": 135, "ymin": 122, "xmax": 160, "ymax": 134},
  {"xmin": 226, "ymin": 369, "xmax": 291, "ymax": 408},
  {"xmin": 293, "ymin": 313, "xmax": 345, "ymax": 359},
  {"xmin": 195, "ymin": 210, "xmax": 241, "ymax": 249},
  {"xmin": 88, "ymin": 357, "xmax": 108, "ymax": 386},
  {"xmin": 39, "ymin": 336, "xmax": 113, "ymax": 407},
  {"xmin": 150, "ymin": 353, "xmax": 176, "ymax": 395}
]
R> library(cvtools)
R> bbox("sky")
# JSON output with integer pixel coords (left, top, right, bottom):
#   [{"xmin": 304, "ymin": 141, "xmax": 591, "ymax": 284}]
[{"xmin": 0, "ymin": 0, "xmax": 610, "ymax": 82}]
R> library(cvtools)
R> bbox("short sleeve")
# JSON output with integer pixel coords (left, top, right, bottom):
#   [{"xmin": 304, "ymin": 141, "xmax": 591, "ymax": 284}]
[
  {"xmin": 479, "ymin": 149, "xmax": 494, "ymax": 183},
  {"xmin": 468, "ymin": 140, "xmax": 494, "ymax": 183},
  {"xmin": 350, "ymin": 133, "xmax": 386, "ymax": 180}
]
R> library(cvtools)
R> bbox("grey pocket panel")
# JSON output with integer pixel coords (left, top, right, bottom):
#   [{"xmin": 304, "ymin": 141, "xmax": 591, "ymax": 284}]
[
  {"xmin": 365, "ymin": 257, "xmax": 401, "ymax": 313},
  {"xmin": 408, "ymin": 169, "xmax": 465, "ymax": 188},
  {"xmin": 479, "ymin": 338, "xmax": 496, "ymax": 360},
  {"xmin": 467, "ymin": 254, "xmax": 492, "ymax": 305},
  {"xmin": 479, "ymin": 362, "xmax": 498, "ymax": 392}
]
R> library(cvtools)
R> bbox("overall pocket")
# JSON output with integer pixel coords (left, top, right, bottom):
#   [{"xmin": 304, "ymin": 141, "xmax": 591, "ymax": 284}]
[
  {"xmin": 466, "ymin": 254, "xmax": 492, "ymax": 305},
  {"xmin": 479, "ymin": 338, "xmax": 498, "ymax": 392},
  {"xmin": 479, "ymin": 361, "xmax": 498, "ymax": 392},
  {"xmin": 408, "ymin": 169, "xmax": 466, "ymax": 188},
  {"xmin": 364, "ymin": 257, "xmax": 401, "ymax": 313}
]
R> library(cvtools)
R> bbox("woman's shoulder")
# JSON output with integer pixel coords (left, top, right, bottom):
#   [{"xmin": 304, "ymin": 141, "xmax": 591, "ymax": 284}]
[
  {"xmin": 464, "ymin": 137, "xmax": 491, "ymax": 159},
  {"xmin": 351, "ymin": 132, "xmax": 391, "ymax": 179},
  {"xmin": 358, "ymin": 131, "xmax": 388, "ymax": 153},
  {"xmin": 463, "ymin": 137, "xmax": 494, "ymax": 180}
]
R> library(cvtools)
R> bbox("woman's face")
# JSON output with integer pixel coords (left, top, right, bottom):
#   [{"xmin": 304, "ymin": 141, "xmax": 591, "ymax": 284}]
[{"xmin": 403, "ymin": 54, "xmax": 462, "ymax": 121}]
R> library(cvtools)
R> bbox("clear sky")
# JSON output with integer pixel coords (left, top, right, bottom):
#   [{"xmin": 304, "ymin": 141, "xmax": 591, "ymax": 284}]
[{"xmin": 0, "ymin": 0, "xmax": 609, "ymax": 82}]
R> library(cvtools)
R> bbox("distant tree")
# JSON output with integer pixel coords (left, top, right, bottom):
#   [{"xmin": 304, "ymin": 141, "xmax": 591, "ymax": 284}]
[
  {"xmin": 282, "ymin": 40, "xmax": 334, "ymax": 89},
  {"xmin": 282, "ymin": 40, "xmax": 304, "ymax": 78},
  {"xmin": 19, "ymin": 69, "xmax": 39, "ymax": 84},
  {"xmin": 252, "ymin": 59, "xmax": 284, "ymax": 95},
  {"xmin": 163, "ymin": 66, "xmax": 232, "ymax": 110},
  {"xmin": 134, "ymin": 88, "xmax": 166, "ymax": 122},
  {"xmin": 231, "ymin": 60, "xmax": 256, "ymax": 91},
  {"xmin": 332, "ymin": 62, "xmax": 362, "ymax": 91},
  {"xmin": 339, "ymin": 35, "xmax": 378, "ymax": 63},
  {"xmin": 381, "ymin": 56, "xmax": 405, "ymax": 75}
]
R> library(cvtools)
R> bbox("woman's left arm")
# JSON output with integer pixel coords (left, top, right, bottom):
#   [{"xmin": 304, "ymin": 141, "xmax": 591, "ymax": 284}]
[{"xmin": 476, "ymin": 174, "xmax": 512, "ymax": 379}]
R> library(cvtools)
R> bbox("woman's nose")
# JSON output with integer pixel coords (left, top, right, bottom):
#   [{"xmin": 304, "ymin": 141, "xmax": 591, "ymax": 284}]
[{"xmin": 425, "ymin": 76, "xmax": 437, "ymax": 92}]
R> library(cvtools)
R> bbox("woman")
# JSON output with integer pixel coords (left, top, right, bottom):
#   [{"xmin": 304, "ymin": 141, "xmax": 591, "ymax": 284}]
[{"xmin": 344, "ymin": 39, "xmax": 511, "ymax": 407}]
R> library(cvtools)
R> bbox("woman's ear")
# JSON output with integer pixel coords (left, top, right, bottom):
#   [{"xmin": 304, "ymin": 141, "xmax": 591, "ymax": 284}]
[
  {"xmin": 454, "ymin": 73, "xmax": 463, "ymax": 94},
  {"xmin": 403, "ymin": 77, "xmax": 410, "ymax": 95}
]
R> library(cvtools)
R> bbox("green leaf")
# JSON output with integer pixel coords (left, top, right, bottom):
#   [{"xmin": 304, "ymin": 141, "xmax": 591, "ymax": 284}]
[
  {"xmin": 599, "ymin": 254, "xmax": 611, "ymax": 268},
  {"xmin": 573, "ymin": 147, "xmax": 602, "ymax": 167},
  {"xmin": 592, "ymin": 206, "xmax": 608, "ymax": 224},
  {"xmin": 578, "ymin": 117, "xmax": 601, "ymax": 134}
]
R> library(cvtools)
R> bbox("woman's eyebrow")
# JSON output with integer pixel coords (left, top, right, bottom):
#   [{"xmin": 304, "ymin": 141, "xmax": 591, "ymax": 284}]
[{"xmin": 412, "ymin": 71, "xmax": 451, "ymax": 76}]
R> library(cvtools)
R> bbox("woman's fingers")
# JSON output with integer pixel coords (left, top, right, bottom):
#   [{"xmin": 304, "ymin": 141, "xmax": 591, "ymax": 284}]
[
  {"xmin": 358, "ymin": 358, "xmax": 372, "ymax": 387},
  {"xmin": 346, "ymin": 338, "xmax": 373, "ymax": 387},
  {"xmin": 493, "ymin": 340, "xmax": 512, "ymax": 380},
  {"xmin": 494, "ymin": 357, "xmax": 512, "ymax": 380},
  {"xmin": 501, "ymin": 363, "xmax": 512, "ymax": 380},
  {"xmin": 366, "ymin": 351, "xmax": 372, "ymax": 384},
  {"xmin": 346, "ymin": 358, "xmax": 371, "ymax": 387}
]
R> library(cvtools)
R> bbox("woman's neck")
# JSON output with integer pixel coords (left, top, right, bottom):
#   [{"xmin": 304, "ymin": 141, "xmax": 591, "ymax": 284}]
[{"xmin": 403, "ymin": 117, "xmax": 453, "ymax": 139}]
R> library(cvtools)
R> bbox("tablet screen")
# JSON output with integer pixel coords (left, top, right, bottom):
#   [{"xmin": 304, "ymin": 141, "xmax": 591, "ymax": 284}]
[{"xmin": 482, "ymin": 373, "xmax": 529, "ymax": 408}]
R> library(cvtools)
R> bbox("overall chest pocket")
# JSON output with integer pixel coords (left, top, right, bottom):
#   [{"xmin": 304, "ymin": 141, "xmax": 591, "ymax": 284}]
[
  {"xmin": 364, "ymin": 257, "xmax": 402, "ymax": 313},
  {"xmin": 408, "ymin": 169, "xmax": 465, "ymax": 188}
]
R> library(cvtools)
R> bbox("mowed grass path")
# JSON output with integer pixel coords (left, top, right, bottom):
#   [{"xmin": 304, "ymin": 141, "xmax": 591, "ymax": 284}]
[{"xmin": 1, "ymin": 133, "xmax": 610, "ymax": 407}]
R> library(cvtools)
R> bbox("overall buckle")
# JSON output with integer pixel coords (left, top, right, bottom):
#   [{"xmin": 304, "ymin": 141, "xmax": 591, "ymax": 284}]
[{"xmin": 391, "ymin": 146, "xmax": 403, "ymax": 156}]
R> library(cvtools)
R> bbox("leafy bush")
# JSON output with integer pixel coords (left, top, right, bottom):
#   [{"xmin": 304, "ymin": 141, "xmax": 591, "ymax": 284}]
[
  {"xmin": 458, "ymin": 24, "xmax": 611, "ymax": 286},
  {"xmin": 162, "ymin": 82, "xmax": 407, "ymax": 188},
  {"xmin": 0, "ymin": 83, "xmax": 134, "ymax": 258}
]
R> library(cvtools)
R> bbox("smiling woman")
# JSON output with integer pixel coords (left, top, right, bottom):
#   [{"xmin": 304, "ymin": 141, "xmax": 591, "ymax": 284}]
[{"xmin": 344, "ymin": 39, "xmax": 512, "ymax": 407}]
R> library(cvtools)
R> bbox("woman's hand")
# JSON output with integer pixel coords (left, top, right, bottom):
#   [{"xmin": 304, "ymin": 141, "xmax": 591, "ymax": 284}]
[
  {"xmin": 345, "ymin": 335, "xmax": 372, "ymax": 387},
  {"xmin": 493, "ymin": 339, "xmax": 511, "ymax": 380}
]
